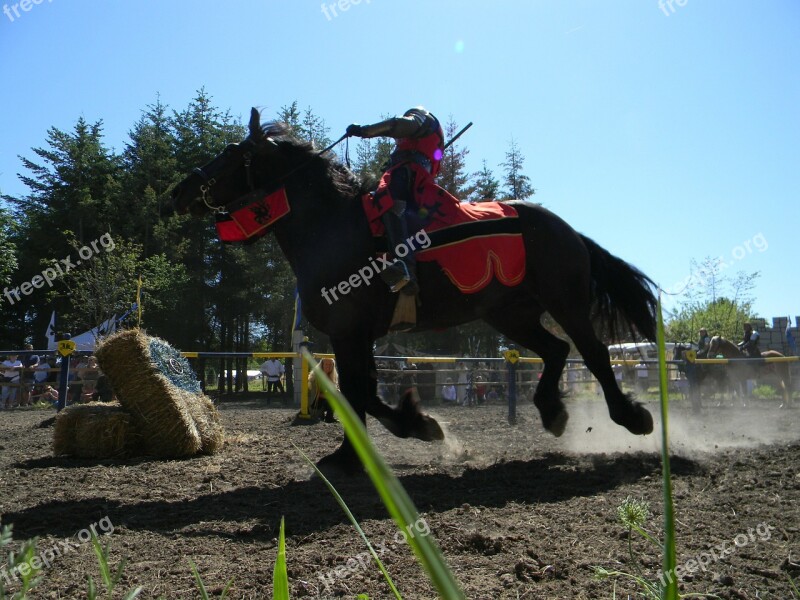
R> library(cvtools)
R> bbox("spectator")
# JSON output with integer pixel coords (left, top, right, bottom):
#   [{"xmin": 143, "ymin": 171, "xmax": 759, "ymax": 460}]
[
  {"xmin": 474, "ymin": 375, "xmax": 487, "ymax": 404},
  {"xmin": 309, "ymin": 358, "xmax": 338, "ymax": 423},
  {"xmin": 259, "ymin": 357, "xmax": 285, "ymax": 395},
  {"xmin": 441, "ymin": 378, "xmax": 457, "ymax": 404},
  {"xmin": 30, "ymin": 384, "xmax": 59, "ymax": 407},
  {"xmin": 34, "ymin": 356, "xmax": 52, "ymax": 384},
  {"xmin": 696, "ymin": 327, "xmax": 711, "ymax": 358},
  {"xmin": 78, "ymin": 356, "xmax": 101, "ymax": 402},
  {"xmin": 2, "ymin": 354, "xmax": 23, "ymax": 409},
  {"xmin": 20, "ymin": 344, "xmax": 40, "ymax": 407},
  {"xmin": 68, "ymin": 356, "xmax": 89, "ymax": 405}
]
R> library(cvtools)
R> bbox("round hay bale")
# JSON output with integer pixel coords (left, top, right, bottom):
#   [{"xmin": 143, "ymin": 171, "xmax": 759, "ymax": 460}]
[
  {"xmin": 53, "ymin": 403, "xmax": 141, "ymax": 458},
  {"xmin": 94, "ymin": 329, "xmax": 224, "ymax": 457}
]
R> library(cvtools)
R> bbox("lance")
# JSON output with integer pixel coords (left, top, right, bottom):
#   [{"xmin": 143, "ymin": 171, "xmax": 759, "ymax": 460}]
[{"xmin": 443, "ymin": 121, "xmax": 473, "ymax": 150}]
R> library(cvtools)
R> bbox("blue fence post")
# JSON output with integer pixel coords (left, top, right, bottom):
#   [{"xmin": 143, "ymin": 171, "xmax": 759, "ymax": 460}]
[
  {"xmin": 504, "ymin": 347, "xmax": 520, "ymax": 425},
  {"xmin": 56, "ymin": 334, "xmax": 75, "ymax": 412}
]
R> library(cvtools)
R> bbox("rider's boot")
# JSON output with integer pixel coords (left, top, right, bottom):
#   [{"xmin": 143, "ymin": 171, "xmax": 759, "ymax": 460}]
[{"xmin": 380, "ymin": 211, "xmax": 419, "ymax": 296}]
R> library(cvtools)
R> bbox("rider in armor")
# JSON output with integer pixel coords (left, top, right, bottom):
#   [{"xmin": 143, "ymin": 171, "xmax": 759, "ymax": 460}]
[
  {"xmin": 738, "ymin": 322, "xmax": 761, "ymax": 358},
  {"xmin": 696, "ymin": 327, "xmax": 711, "ymax": 358},
  {"xmin": 346, "ymin": 107, "xmax": 445, "ymax": 297}
]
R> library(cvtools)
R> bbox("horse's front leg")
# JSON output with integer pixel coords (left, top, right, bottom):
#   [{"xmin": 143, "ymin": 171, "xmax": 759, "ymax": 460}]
[
  {"xmin": 365, "ymin": 355, "xmax": 444, "ymax": 441},
  {"xmin": 315, "ymin": 333, "xmax": 373, "ymax": 475}
]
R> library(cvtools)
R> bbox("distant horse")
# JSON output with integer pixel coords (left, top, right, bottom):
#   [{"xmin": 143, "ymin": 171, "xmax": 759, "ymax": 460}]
[
  {"xmin": 672, "ymin": 342, "xmax": 729, "ymax": 408},
  {"xmin": 708, "ymin": 336, "xmax": 792, "ymax": 407},
  {"xmin": 172, "ymin": 108, "xmax": 659, "ymax": 472}
]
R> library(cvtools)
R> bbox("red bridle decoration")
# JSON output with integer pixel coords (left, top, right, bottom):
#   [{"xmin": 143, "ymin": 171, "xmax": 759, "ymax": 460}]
[{"xmin": 215, "ymin": 187, "xmax": 290, "ymax": 243}]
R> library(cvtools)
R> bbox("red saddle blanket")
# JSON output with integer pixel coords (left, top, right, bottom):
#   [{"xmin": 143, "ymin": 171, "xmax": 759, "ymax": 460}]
[{"xmin": 362, "ymin": 186, "xmax": 526, "ymax": 294}]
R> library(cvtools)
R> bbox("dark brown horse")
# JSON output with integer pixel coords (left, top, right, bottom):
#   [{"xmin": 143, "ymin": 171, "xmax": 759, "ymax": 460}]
[
  {"xmin": 708, "ymin": 336, "xmax": 792, "ymax": 407},
  {"xmin": 171, "ymin": 108, "xmax": 659, "ymax": 472}
]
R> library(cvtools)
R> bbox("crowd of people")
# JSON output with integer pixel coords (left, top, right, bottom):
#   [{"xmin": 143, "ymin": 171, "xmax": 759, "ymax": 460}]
[
  {"xmin": 1, "ymin": 349, "xmax": 109, "ymax": 410},
  {"xmin": 2, "ymin": 322, "xmax": 765, "ymax": 415}
]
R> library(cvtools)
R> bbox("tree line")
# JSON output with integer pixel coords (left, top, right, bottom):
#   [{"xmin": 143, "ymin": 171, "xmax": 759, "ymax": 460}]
[{"xmin": 0, "ymin": 91, "xmax": 536, "ymax": 362}]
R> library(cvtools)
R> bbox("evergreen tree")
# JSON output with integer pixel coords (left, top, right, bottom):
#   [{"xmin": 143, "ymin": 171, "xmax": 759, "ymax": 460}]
[
  {"xmin": 0, "ymin": 206, "xmax": 17, "ymax": 288},
  {"xmin": 500, "ymin": 137, "xmax": 535, "ymax": 200},
  {"xmin": 276, "ymin": 101, "xmax": 331, "ymax": 149},
  {"xmin": 353, "ymin": 136, "xmax": 393, "ymax": 186},
  {"xmin": 2, "ymin": 117, "xmax": 121, "ymax": 343},
  {"xmin": 120, "ymin": 96, "xmax": 179, "ymax": 255},
  {"xmin": 166, "ymin": 89, "xmax": 247, "ymax": 350},
  {"xmin": 437, "ymin": 117, "xmax": 474, "ymax": 200},
  {"xmin": 9, "ymin": 117, "xmax": 120, "ymax": 245},
  {"xmin": 470, "ymin": 160, "xmax": 501, "ymax": 202}
]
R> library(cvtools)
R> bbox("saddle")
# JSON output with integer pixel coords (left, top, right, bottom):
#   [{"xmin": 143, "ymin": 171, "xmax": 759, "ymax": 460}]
[{"xmin": 362, "ymin": 187, "xmax": 527, "ymax": 294}]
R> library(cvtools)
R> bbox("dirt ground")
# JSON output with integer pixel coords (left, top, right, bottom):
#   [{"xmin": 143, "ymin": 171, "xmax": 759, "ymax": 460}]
[{"xmin": 1, "ymin": 394, "xmax": 799, "ymax": 599}]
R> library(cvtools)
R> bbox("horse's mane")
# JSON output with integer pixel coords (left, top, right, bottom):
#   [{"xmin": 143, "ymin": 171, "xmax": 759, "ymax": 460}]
[{"xmin": 259, "ymin": 122, "xmax": 367, "ymax": 199}]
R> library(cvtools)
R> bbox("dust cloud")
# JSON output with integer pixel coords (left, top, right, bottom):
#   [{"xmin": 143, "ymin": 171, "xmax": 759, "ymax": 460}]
[{"xmin": 559, "ymin": 397, "xmax": 799, "ymax": 457}]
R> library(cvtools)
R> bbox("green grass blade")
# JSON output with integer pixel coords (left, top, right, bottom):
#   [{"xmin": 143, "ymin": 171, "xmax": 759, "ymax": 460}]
[
  {"xmin": 87, "ymin": 574, "xmax": 98, "ymax": 600},
  {"xmin": 293, "ymin": 443, "xmax": 402, "ymax": 599},
  {"xmin": 90, "ymin": 534, "xmax": 112, "ymax": 588},
  {"xmin": 188, "ymin": 559, "xmax": 211, "ymax": 600},
  {"xmin": 789, "ymin": 574, "xmax": 800, "ymax": 598},
  {"xmin": 656, "ymin": 293, "xmax": 679, "ymax": 600},
  {"xmin": 302, "ymin": 350, "xmax": 464, "ymax": 600},
  {"xmin": 272, "ymin": 517, "xmax": 290, "ymax": 600}
]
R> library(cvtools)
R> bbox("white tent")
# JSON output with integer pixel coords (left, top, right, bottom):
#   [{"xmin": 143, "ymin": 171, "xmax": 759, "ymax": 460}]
[{"xmin": 45, "ymin": 311, "xmax": 117, "ymax": 352}]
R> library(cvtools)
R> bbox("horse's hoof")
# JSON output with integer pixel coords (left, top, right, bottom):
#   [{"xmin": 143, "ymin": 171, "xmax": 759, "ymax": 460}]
[
  {"xmin": 611, "ymin": 402, "xmax": 653, "ymax": 435},
  {"xmin": 544, "ymin": 409, "xmax": 569, "ymax": 437},
  {"xmin": 542, "ymin": 408, "xmax": 569, "ymax": 437},
  {"xmin": 315, "ymin": 447, "xmax": 363, "ymax": 478},
  {"xmin": 412, "ymin": 414, "xmax": 444, "ymax": 441}
]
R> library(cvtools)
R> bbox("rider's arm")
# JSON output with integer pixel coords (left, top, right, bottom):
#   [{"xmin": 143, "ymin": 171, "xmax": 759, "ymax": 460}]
[
  {"xmin": 355, "ymin": 113, "xmax": 425, "ymax": 139},
  {"xmin": 348, "ymin": 108, "xmax": 432, "ymax": 139}
]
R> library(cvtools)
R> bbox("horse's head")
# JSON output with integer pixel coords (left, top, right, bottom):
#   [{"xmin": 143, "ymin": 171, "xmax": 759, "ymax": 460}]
[
  {"xmin": 708, "ymin": 335, "xmax": 722, "ymax": 355},
  {"xmin": 172, "ymin": 108, "xmax": 287, "ymax": 216},
  {"xmin": 672, "ymin": 342, "xmax": 693, "ymax": 360}
]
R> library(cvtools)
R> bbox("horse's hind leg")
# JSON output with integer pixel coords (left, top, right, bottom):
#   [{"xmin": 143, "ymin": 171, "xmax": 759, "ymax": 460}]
[
  {"xmin": 485, "ymin": 308, "xmax": 571, "ymax": 436},
  {"xmin": 555, "ymin": 314, "xmax": 653, "ymax": 435}
]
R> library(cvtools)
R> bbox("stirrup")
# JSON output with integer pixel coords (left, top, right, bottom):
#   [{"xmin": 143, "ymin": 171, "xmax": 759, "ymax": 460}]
[
  {"xmin": 382, "ymin": 261, "xmax": 416, "ymax": 294},
  {"xmin": 390, "ymin": 276, "xmax": 411, "ymax": 293}
]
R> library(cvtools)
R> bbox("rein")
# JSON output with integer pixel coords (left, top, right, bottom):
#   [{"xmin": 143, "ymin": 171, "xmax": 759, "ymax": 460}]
[{"xmin": 195, "ymin": 133, "xmax": 349, "ymax": 215}]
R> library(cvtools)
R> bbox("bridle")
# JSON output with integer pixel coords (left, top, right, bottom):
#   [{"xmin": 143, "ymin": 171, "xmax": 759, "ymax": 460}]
[
  {"xmin": 192, "ymin": 139, "xmax": 259, "ymax": 214},
  {"xmin": 189, "ymin": 132, "xmax": 348, "ymax": 215}
]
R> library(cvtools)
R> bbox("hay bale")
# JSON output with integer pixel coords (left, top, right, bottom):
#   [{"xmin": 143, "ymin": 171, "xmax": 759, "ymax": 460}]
[
  {"xmin": 94, "ymin": 329, "xmax": 224, "ymax": 457},
  {"xmin": 53, "ymin": 403, "xmax": 141, "ymax": 458}
]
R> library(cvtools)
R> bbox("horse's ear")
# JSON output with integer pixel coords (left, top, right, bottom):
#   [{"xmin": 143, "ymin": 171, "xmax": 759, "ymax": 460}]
[{"xmin": 248, "ymin": 107, "xmax": 263, "ymax": 140}]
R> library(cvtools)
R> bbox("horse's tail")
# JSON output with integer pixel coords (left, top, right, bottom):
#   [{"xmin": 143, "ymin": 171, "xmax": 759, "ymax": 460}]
[{"xmin": 580, "ymin": 235, "xmax": 658, "ymax": 342}]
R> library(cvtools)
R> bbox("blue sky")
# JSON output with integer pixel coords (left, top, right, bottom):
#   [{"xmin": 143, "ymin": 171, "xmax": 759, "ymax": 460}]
[{"xmin": 1, "ymin": 1, "xmax": 798, "ymax": 325}]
